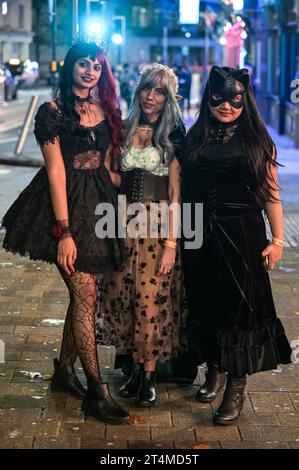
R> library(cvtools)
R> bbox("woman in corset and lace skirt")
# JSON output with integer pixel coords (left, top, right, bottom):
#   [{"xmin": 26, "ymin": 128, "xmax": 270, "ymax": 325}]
[
  {"xmin": 182, "ymin": 66, "xmax": 292, "ymax": 425},
  {"xmin": 97, "ymin": 64, "xmax": 187, "ymax": 407},
  {"xmin": 1, "ymin": 41, "xmax": 130, "ymax": 424}
]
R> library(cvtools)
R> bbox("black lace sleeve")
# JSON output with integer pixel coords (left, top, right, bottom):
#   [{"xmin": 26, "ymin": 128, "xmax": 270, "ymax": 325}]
[
  {"xmin": 34, "ymin": 102, "xmax": 62, "ymax": 147},
  {"xmin": 169, "ymin": 122, "xmax": 186, "ymax": 166}
]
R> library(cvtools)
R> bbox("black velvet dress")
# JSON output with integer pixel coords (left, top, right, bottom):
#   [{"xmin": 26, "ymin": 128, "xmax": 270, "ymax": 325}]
[
  {"xmin": 182, "ymin": 120, "xmax": 292, "ymax": 377},
  {"xmin": 1, "ymin": 101, "xmax": 125, "ymax": 274}
]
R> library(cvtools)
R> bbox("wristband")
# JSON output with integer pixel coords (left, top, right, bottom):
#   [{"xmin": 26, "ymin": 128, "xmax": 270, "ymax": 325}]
[
  {"xmin": 53, "ymin": 220, "xmax": 72, "ymax": 241},
  {"xmin": 164, "ymin": 240, "xmax": 177, "ymax": 250}
]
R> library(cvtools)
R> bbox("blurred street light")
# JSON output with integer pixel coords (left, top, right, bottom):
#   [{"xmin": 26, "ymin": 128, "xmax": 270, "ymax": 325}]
[
  {"xmin": 88, "ymin": 21, "xmax": 102, "ymax": 35},
  {"xmin": 112, "ymin": 16, "xmax": 126, "ymax": 44},
  {"xmin": 111, "ymin": 33, "xmax": 123, "ymax": 45},
  {"xmin": 179, "ymin": 0, "xmax": 200, "ymax": 24},
  {"xmin": 233, "ymin": 0, "xmax": 244, "ymax": 11},
  {"xmin": 85, "ymin": 18, "xmax": 107, "ymax": 43},
  {"xmin": 1, "ymin": 1, "xmax": 7, "ymax": 15}
]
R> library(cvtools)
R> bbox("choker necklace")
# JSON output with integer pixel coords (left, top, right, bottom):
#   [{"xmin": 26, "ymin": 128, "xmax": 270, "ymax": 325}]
[
  {"xmin": 209, "ymin": 113, "xmax": 241, "ymax": 129},
  {"xmin": 73, "ymin": 93, "xmax": 95, "ymax": 123},
  {"xmin": 73, "ymin": 92, "xmax": 91, "ymax": 102}
]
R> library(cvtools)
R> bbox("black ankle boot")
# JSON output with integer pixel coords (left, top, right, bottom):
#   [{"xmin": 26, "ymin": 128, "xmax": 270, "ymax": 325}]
[
  {"xmin": 51, "ymin": 358, "xmax": 87, "ymax": 399},
  {"xmin": 196, "ymin": 362, "xmax": 227, "ymax": 403},
  {"xmin": 82, "ymin": 381, "xmax": 130, "ymax": 424},
  {"xmin": 135, "ymin": 371, "xmax": 156, "ymax": 407},
  {"xmin": 213, "ymin": 376, "xmax": 246, "ymax": 426},
  {"xmin": 119, "ymin": 363, "xmax": 143, "ymax": 398}
]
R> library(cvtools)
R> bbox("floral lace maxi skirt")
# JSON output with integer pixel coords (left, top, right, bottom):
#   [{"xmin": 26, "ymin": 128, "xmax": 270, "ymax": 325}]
[{"xmin": 96, "ymin": 202, "xmax": 187, "ymax": 364}]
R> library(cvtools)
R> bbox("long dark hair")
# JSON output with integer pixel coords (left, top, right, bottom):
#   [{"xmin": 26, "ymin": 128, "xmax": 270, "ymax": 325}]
[
  {"xmin": 186, "ymin": 83, "xmax": 280, "ymax": 204},
  {"xmin": 55, "ymin": 42, "xmax": 122, "ymax": 168}
]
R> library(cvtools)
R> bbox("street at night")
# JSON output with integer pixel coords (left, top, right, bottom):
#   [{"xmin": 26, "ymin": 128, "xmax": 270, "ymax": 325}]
[{"xmin": 0, "ymin": 0, "xmax": 299, "ymax": 455}]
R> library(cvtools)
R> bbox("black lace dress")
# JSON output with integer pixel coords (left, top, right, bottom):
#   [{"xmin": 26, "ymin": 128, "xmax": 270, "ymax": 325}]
[
  {"xmin": 182, "ymin": 120, "xmax": 292, "ymax": 377},
  {"xmin": 1, "ymin": 101, "xmax": 125, "ymax": 273}
]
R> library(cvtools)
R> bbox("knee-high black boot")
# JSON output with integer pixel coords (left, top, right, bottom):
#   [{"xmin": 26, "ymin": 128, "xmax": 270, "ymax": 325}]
[
  {"xmin": 82, "ymin": 380, "xmax": 130, "ymax": 424},
  {"xmin": 213, "ymin": 376, "xmax": 246, "ymax": 426},
  {"xmin": 196, "ymin": 362, "xmax": 227, "ymax": 403},
  {"xmin": 51, "ymin": 358, "xmax": 87, "ymax": 399},
  {"xmin": 119, "ymin": 363, "xmax": 143, "ymax": 398}
]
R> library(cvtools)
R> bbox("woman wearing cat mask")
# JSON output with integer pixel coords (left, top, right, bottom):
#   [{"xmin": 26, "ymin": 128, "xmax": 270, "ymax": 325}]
[{"xmin": 182, "ymin": 66, "xmax": 292, "ymax": 425}]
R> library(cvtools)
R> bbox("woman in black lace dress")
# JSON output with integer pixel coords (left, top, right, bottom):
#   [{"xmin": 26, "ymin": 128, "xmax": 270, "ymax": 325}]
[
  {"xmin": 1, "ymin": 41, "xmax": 129, "ymax": 424},
  {"xmin": 182, "ymin": 66, "xmax": 292, "ymax": 425}
]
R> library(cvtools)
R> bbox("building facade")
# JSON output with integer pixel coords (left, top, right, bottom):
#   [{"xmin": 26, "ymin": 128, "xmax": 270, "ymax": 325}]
[
  {"xmin": 0, "ymin": 0, "xmax": 33, "ymax": 63},
  {"xmin": 244, "ymin": 0, "xmax": 299, "ymax": 146},
  {"xmin": 31, "ymin": 1, "xmax": 228, "ymax": 86},
  {"xmin": 31, "ymin": 0, "xmax": 73, "ymax": 84},
  {"xmin": 83, "ymin": 0, "xmax": 224, "ymax": 68}
]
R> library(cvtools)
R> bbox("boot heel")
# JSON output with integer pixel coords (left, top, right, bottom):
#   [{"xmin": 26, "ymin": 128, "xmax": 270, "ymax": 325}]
[
  {"xmin": 50, "ymin": 381, "xmax": 69, "ymax": 395},
  {"xmin": 50, "ymin": 382, "xmax": 61, "ymax": 392},
  {"xmin": 119, "ymin": 363, "xmax": 143, "ymax": 398},
  {"xmin": 50, "ymin": 383, "xmax": 71, "ymax": 400},
  {"xmin": 51, "ymin": 381, "xmax": 84, "ymax": 400},
  {"xmin": 81, "ymin": 401, "xmax": 92, "ymax": 417},
  {"xmin": 51, "ymin": 359, "xmax": 86, "ymax": 400},
  {"xmin": 196, "ymin": 364, "xmax": 227, "ymax": 403}
]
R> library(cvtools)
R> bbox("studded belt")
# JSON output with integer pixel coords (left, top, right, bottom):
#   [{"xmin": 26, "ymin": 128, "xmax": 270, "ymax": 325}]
[{"xmin": 120, "ymin": 169, "xmax": 169, "ymax": 202}]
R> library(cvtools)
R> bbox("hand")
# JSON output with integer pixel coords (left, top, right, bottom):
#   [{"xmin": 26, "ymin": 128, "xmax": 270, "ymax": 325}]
[
  {"xmin": 157, "ymin": 247, "xmax": 176, "ymax": 276},
  {"xmin": 57, "ymin": 236, "xmax": 77, "ymax": 276},
  {"xmin": 261, "ymin": 243, "xmax": 283, "ymax": 271}
]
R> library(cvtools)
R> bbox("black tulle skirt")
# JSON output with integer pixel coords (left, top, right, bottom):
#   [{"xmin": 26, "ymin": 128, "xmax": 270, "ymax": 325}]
[
  {"xmin": 183, "ymin": 192, "xmax": 292, "ymax": 377},
  {"xmin": 1, "ymin": 166, "xmax": 125, "ymax": 273}
]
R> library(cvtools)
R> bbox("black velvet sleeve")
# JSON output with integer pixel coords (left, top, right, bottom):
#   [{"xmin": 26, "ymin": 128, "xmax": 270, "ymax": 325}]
[
  {"xmin": 34, "ymin": 102, "xmax": 62, "ymax": 147},
  {"xmin": 169, "ymin": 121, "xmax": 186, "ymax": 167}
]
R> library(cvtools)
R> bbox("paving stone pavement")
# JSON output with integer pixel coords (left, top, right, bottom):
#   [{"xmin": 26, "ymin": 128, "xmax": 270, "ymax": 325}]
[{"xmin": 0, "ymin": 234, "xmax": 298, "ymax": 450}]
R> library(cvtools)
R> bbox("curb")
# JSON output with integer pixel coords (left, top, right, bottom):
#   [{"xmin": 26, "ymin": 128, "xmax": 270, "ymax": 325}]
[{"xmin": 0, "ymin": 157, "xmax": 42, "ymax": 168}]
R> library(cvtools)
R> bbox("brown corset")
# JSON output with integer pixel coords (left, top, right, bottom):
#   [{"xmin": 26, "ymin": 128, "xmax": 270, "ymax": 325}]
[{"xmin": 120, "ymin": 169, "xmax": 169, "ymax": 202}]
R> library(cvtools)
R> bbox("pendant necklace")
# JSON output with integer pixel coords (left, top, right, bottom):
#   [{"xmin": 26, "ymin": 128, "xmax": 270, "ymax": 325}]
[{"xmin": 73, "ymin": 93, "xmax": 95, "ymax": 124}]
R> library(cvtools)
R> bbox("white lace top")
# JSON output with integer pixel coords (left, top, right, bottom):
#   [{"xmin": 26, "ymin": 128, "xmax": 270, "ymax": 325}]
[{"xmin": 121, "ymin": 146, "xmax": 169, "ymax": 177}]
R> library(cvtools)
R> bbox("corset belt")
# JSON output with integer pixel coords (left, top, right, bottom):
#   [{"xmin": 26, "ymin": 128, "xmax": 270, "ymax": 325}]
[{"xmin": 120, "ymin": 169, "xmax": 169, "ymax": 202}]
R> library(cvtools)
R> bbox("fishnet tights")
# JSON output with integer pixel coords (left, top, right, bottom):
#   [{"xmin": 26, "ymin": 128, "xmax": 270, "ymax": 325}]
[
  {"xmin": 59, "ymin": 302, "xmax": 77, "ymax": 366},
  {"xmin": 58, "ymin": 268, "xmax": 102, "ymax": 384}
]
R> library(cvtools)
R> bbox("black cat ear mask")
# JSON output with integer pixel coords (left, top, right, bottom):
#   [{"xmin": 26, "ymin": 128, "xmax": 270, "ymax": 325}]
[{"xmin": 208, "ymin": 66, "xmax": 250, "ymax": 109}]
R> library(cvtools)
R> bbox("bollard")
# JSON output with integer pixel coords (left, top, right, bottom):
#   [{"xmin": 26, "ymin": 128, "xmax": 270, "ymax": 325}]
[
  {"xmin": 0, "ymin": 81, "xmax": 4, "ymax": 103},
  {"xmin": 291, "ymin": 338, "xmax": 299, "ymax": 364},
  {"xmin": 0, "ymin": 339, "xmax": 4, "ymax": 364},
  {"xmin": 14, "ymin": 95, "xmax": 39, "ymax": 156},
  {"xmin": 97, "ymin": 344, "xmax": 116, "ymax": 372}
]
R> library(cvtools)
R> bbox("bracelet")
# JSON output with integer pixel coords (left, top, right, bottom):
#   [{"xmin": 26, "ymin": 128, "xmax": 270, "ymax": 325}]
[
  {"xmin": 52, "ymin": 220, "xmax": 72, "ymax": 241},
  {"xmin": 272, "ymin": 237, "xmax": 285, "ymax": 247},
  {"xmin": 164, "ymin": 240, "xmax": 177, "ymax": 250},
  {"xmin": 59, "ymin": 230, "xmax": 72, "ymax": 240}
]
